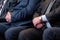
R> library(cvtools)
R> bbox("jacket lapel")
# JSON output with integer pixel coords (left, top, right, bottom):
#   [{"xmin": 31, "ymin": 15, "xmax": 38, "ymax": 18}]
[{"xmin": 41, "ymin": 0, "xmax": 50, "ymax": 15}]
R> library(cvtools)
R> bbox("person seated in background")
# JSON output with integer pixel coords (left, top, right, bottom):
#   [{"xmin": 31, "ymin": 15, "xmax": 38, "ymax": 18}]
[
  {"xmin": 43, "ymin": 27, "xmax": 60, "ymax": 40},
  {"xmin": 0, "ymin": 0, "xmax": 41, "ymax": 40},
  {"xmin": 17, "ymin": 0, "xmax": 60, "ymax": 40}
]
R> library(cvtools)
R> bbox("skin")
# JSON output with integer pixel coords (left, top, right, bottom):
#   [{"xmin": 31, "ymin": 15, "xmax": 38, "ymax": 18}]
[
  {"xmin": 5, "ymin": 12, "xmax": 11, "ymax": 23},
  {"xmin": 32, "ymin": 16, "xmax": 44, "ymax": 29}
]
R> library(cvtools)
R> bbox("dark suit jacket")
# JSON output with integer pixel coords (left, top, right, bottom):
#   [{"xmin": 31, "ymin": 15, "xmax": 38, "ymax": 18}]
[
  {"xmin": 37, "ymin": 0, "xmax": 60, "ymax": 27},
  {"xmin": 0, "ymin": 0, "xmax": 41, "ymax": 27}
]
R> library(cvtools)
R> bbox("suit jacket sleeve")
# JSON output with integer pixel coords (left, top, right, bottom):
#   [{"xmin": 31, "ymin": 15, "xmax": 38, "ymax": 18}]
[
  {"xmin": 10, "ymin": 0, "xmax": 40, "ymax": 22},
  {"xmin": 46, "ymin": 6, "xmax": 60, "ymax": 23}
]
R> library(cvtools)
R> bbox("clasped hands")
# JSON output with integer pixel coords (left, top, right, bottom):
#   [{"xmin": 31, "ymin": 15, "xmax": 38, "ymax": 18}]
[{"xmin": 32, "ymin": 16, "xmax": 44, "ymax": 29}]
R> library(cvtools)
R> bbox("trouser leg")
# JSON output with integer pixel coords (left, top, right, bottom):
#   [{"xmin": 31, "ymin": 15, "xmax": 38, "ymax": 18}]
[
  {"xmin": 0, "ymin": 23, "xmax": 10, "ymax": 34},
  {"xmin": 5, "ymin": 26, "xmax": 29, "ymax": 40},
  {"xmin": 43, "ymin": 27, "xmax": 60, "ymax": 40},
  {"xmin": 18, "ymin": 28, "xmax": 43, "ymax": 40},
  {"xmin": 0, "ymin": 23, "xmax": 10, "ymax": 40}
]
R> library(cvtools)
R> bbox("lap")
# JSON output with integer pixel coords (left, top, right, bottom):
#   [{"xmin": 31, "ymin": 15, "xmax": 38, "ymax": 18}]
[
  {"xmin": 18, "ymin": 28, "xmax": 43, "ymax": 40},
  {"xmin": 0, "ymin": 22, "xmax": 10, "ymax": 34},
  {"xmin": 5, "ymin": 26, "xmax": 30, "ymax": 40},
  {"xmin": 5, "ymin": 26, "xmax": 30, "ymax": 33},
  {"xmin": 43, "ymin": 27, "xmax": 60, "ymax": 40}
]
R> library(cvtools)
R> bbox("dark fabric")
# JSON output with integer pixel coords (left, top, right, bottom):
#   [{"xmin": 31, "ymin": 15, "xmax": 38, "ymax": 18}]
[
  {"xmin": 0, "ymin": 0, "xmax": 41, "ymax": 26},
  {"xmin": 18, "ymin": 28, "xmax": 43, "ymax": 40},
  {"xmin": 43, "ymin": 27, "xmax": 60, "ymax": 40},
  {"xmin": 0, "ymin": 36, "xmax": 5, "ymax": 40},
  {"xmin": 0, "ymin": 0, "xmax": 41, "ymax": 27},
  {"xmin": 36, "ymin": 0, "xmax": 50, "ymax": 15},
  {"xmin": 0, "ymin": 22, "xmax": 32, "ymax": 40},
  {"xmin": 46, "ymin": 0, "xmax": 60, "ymax": 27},
  {"xmin": 37, "ymin": 0, "xmax": 60, "ymax": 27},
  {"xmin": 0, "ymin": 0, "xmax": 41, "ymax": 40},
  {"xmin": 18, "ymin": 0, "xmax": 60, "ymax": 40},
  {"xmin": 5, "ymin": 26, "xmax": 30, "ymax": 40},
  {"xmin": 0, "ymin": 22, "xmax": 11, "ymax": 40}
]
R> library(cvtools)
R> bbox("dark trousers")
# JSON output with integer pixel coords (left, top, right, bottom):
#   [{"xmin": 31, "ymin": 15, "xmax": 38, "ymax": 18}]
[
  {"xmin": 0, "ymin": 22, "xmax": 10, "ymax": 40},
  {"xmin": 18, "ymin": 28, "xmax": 43, "ymax": 40},
  {"xmin": 43, "ymin": 27, "xmax": 60, "ymax": 40},
  {"xmin": 0, "ymin": 22, "xmax": 30, "ymax": 40},
  {"xmin": 18, "ymin": 27, "xmax": 60, "ymax": 40}
]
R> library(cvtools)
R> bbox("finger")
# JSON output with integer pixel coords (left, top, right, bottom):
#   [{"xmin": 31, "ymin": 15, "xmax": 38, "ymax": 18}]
[{"xmin": 36, "ymin": 24, "xmax": 44, "ymax": 28}]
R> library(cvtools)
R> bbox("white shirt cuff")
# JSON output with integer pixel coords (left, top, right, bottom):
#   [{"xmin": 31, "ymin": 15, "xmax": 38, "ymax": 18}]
[
  {"xmin": 39, "ymin": 15, "xmax": 52, "ymax": 28},
  {"xmin": 41, "ymin": 15, "xmax": 48, "ymax": 22}
]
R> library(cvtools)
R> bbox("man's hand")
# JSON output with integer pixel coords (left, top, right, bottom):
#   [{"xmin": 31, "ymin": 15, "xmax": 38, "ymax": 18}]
[
  {"xmin": 5, "ymin": 12, "xmax": 11, "ymax": 23},
  {"xmin": 32, "ymin": 16, "xmax": 44, "ymax": 29}
]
